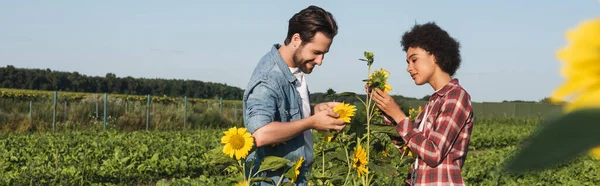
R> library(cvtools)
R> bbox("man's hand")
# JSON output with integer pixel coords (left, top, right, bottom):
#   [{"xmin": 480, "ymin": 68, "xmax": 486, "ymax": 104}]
[
  {"xmin": 310, "ymin": 109, "xmax": 346, "ymax": 131},
  {"xmin": 313, "ymin": 102, "xmax": 339, "ymax": 114}
]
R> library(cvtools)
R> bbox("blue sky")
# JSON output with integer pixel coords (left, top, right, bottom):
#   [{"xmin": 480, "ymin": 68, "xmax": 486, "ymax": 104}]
[{"xmin": 1, "ymin": 1, "xmax": 598, "ymax": 102}]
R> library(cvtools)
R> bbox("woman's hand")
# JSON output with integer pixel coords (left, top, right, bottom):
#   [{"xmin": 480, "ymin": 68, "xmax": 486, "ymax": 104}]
[{"xmin": 370, "ymin": 88, "xmax": 407, "ymax": 123}]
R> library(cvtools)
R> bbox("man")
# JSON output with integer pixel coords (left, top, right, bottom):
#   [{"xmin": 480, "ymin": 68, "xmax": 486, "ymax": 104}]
[{"xmin": 243, "ymin": 5, "xmax": 346, "ymax": 185}]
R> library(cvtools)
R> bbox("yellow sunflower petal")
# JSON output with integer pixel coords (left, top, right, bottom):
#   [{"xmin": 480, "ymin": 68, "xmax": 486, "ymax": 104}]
[
  {"xmin": 221, "ymin": 135, "xmax": 230, "ymax": 144},
  {"xmin": 384, "ymin": 83, "xmax": 392, "ymax": 93},
  {"xmin": 223, "ymin": 144, "xmax": 234, "ymax": 158},
  {"xmin": 591, "ymin": 146, "xmax": 600, "ymax": 160},
  {"xmin": 237, "ymin": 127, "xmax": 247, "ymax": 135},
  {"xmin": 550, "ymin": 78, "xmax": 595, "ymax": 101},
  {"xmin": 564, "ymin": 18, "xmax": 600, "ymax": 46},
  {"xmin": 564, "ymin": 88, "xmax": 600, "ymax": 112},
  {"xmin": 234, "ymin": 180, "xmax": 249, "ymax": 186}
]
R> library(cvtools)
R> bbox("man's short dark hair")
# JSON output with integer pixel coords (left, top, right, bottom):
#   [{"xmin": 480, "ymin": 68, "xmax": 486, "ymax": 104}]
[
  {"xmin": 284, "ymin": 5, "xmax": 338, "ymax": 45},
  {"xmin": 401, "ymin": 22, "xmax": 461, "ymax": 76}
]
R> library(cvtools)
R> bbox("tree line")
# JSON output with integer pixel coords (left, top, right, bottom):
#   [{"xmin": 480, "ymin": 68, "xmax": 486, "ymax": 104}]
[{"xmin": 0, "ymin": 65, "xmax": 243, "ymax": 100}]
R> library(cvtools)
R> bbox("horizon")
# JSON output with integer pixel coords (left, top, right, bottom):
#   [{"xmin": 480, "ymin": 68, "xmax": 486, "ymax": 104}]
[{"xmin": 1, "ymin": 64, "xmax": 555, "ymax": 103}]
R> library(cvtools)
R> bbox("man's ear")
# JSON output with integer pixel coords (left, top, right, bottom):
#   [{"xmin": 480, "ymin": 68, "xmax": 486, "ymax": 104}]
[{"xmin": 291, "ymin": 33, "xmax": 302, "ymax": 48}]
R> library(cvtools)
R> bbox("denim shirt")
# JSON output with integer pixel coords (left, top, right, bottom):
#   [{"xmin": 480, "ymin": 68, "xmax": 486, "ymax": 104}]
[{"xmin": 243, "ymin": 44, "xmax": 313, "ymax": 186}]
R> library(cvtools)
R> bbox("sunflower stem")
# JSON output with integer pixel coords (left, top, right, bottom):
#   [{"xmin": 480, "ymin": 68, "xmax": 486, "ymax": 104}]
[
  {"xmin": 365, "ymin": 65, "xmax": 372, "ymax": 184},
  {"xmin": 322, "ymin": 146, "xmax": 325, "ymax": 176},
  {"xmin": 240, "ymin": 160, "xmax": 247, "ymax": 182},
  {"xmin": 343, "ymin": 144, "xmax": 352, "ymax": 186},
  {"xmin": 276, "ymin": 167, "xmax": 288, "ymax": 186}
]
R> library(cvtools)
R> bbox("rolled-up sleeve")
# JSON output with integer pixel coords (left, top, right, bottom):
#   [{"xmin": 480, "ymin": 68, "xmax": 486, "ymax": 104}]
[{"xmin": 244, "ymin": 81, "xmax": 278, "ymax": 134}]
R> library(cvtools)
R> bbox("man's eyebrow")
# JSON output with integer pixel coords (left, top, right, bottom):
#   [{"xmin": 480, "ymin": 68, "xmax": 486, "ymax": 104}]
[{"xmin": 314, "ymin": 49, "xmax": 327, "ymax": 54}]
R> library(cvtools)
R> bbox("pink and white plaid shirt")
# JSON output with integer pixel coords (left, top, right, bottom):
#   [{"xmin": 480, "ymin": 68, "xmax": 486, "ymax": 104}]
[{"xmin": 388, "ymin": 78, "xmax": 474, "ymax": 186}]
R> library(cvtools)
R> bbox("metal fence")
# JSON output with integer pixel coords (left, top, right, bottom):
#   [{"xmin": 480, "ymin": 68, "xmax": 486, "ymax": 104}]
[
  {"xmin": 402, "ymin": 100, "xmax": 563, "ymax": 119},
  {"xmin": 0, "ymin": 92, "xmax": 243, "ymax": 132}
]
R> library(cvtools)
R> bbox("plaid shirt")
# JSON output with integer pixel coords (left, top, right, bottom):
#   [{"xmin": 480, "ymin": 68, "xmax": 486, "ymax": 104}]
[{"xmin": 388, "ymin": 78, "xmax": 474, "ymax": 186}]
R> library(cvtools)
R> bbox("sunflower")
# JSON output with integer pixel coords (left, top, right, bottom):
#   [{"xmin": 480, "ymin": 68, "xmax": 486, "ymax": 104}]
[
  {"xmin": 368, "ymin": 68, "xmax": 391, "ymax": 92},
  {"xmin": 381, "ymin": 148, "xmax": 389, "ymax": 157},
  {"xmin": 320, "ymin": 131, "xmax": 334, "ymax": 142},
  {"xmin": 408, "ymin": 106, "xmax": 423, "ymax": 121},
  {"xmin": 221, "ymin": 126, "xmax": 254, "ymax": 160},
  {"xmin": 290, "ymin": 157, "xmax": 304, "ymax": 183},
  {"xmin": 333, "ymin": 102, "xmax": 357, "ymax": 123},
  {"xmin": 384, "ymin": 83, "xmax": 392, "ymax": 93},
  {"xmin": 234, "ymin": 180, "xmax": 249, "ymax": 186},
  {"xmin": 551, "ymin": 18, "xmax": 600, "ymax": 112},
  {"xmin": 353, "ymin": 145, "xmax": 368, "ymax": 178},
  {"xmin": 591, "ymin": 146, "xmax": 600, "ymax": 160},
  {"xmin": 402, "ymin": 145, "xmax": 414, "ymax": 157},
  {"xmin": 368, "ymin": 68, "xmax": 390, "ymax": 79},
  {"xmin": 550, "ymin": 18, "xmax": 600, "ymax": 159}
]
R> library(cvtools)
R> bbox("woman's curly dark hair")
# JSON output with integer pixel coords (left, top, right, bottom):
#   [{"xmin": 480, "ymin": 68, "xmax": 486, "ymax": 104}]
[{"xmin": 401, "ymin": 22, "xmax": 461, "ymax": 76}]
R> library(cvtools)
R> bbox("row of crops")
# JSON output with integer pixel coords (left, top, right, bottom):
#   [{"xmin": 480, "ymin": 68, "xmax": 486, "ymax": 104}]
[{"xmin": 1, "ymin": 117, "xmax": 598, "ymax": 185}]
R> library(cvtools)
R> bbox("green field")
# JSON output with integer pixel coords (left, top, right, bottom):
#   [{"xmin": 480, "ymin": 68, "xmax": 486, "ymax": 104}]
[
  {"xmin": 1, "ymin": 117, "xmax": 599, "ymax": 185},
  {"xmin": 1, "ymin": 88, "xmax": 597, "ymax": 185}
]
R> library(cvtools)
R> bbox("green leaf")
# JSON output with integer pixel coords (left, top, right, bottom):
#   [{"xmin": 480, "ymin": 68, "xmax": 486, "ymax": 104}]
[
  {"xmin": 312, "ymin": 175, "xmax": 333, "ymax": 180},
  {"xmin": 284, "ymin": 166, "xmax": 296, "ymax": 181},
  {"xmin": 327, "ymin": 149, "xmax": 347, "ymax": 163},
  {"xmin": 504, "ymin": 108, "xmax": 600, "ymax": 173},
  {"xmin": 255, "ymin": 156, "xmax": 290, "ymax": 174},
  {"xmin": 370, "ymin": 123, "xmax": 401, "ymax": 138},
  {"xmin": 359, "ymin": 59, "xmax": 368, "ymax": 61},
  {"xmin": 282, "ymin": 182, "xmax": 294, "ymax": 186},
  {"xmin": 250, "ymin": 177, "xmax": 274, "ymax": 185},
  {"xmin": 367, "ymin": 162, "xmax": 396, "ymax": 176},
  {"xmin": 331, "ymin": 175, "xmax": 345, "ymax": 184}
]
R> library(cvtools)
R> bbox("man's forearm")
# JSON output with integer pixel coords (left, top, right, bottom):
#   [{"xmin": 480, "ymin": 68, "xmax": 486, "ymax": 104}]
[{"xmin": 252, "ymin": 117, "xmax": 314, "ymax": 147}]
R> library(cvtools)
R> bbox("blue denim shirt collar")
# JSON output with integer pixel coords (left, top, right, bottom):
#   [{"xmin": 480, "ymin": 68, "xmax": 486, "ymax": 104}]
[{"xmin": 270, "ymin": 44, "xmax": 299, "ymax": 85}]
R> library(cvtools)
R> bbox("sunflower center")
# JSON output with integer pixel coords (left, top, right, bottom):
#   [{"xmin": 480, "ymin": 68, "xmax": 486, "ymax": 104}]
[{"xmin": 229, "ymin": 134, "xmax": 245, "ymax": 150}]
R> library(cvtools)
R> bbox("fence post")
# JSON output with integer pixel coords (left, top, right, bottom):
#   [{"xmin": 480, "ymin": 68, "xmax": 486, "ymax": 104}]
[
  {"xmin": 104, "ymin": 93, "xmax": 107, "ymax": 130},
  {"xmin": 96, "ymin": 100, "xmax": 99, "ymax": 119},
  {"xmin": 29, "ymin": 100, "xmax": 32, "ymax": 120},
  {"xmin": 64, "ymin": 101, "xmax": 68, "ymax": 121},
  {"xmin": 53, "ymin": 91, "xmax": 57, "ymax": 132},
  {"xmin": 234, "ymin": 104, "xmax": 237, "ymax": 122},
  {"xmin": 219, "ymin": 97, "xmax": 223, "ymax": 115},
  {"xmin": 184, "ymin": 96, "xmax": 187, "ymax": 129},
  {"xmin": 146, "ymin": 94, "xmax": 151, "ymax": 131}
]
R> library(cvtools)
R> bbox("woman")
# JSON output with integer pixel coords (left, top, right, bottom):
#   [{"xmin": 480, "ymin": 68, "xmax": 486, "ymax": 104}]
[{"xmin": 370, "ymin": 22, "xmax": 474, "ymax": 186}]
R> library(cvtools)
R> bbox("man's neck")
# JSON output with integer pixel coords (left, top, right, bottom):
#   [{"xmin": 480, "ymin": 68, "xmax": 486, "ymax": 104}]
[{"xmin": 277, "ymin": 44, "xmax": 296, "ymax": 68}]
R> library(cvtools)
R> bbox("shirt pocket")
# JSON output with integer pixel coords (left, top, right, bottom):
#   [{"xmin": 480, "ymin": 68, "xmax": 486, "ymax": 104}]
[{"xmin": 280, "ymin": 108, "xmax": 301, "ymax": 122}]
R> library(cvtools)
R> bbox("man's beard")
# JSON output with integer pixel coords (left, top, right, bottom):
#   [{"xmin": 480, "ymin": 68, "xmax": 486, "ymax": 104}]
[{"xmin": 292, "ymin": 46, "xmax": 312, "ymax": 74}]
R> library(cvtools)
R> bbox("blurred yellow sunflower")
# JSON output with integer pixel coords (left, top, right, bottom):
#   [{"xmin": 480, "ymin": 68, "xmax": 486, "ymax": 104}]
[
  {"xmin": 353, "ymin": 145, "xmax": 368, "ymax": 178},
  {"xmin": 550, "ymin": 18, "xmax": 600, "ymax": 112},
  {"xmin": 591, "ymin": 146, "xmax": 600, "ymax": 160},
  {"xmin": 290, "ymin": 157, "xmax": 304, "ymax": 183},
  {"xmin": 409, "ymin": 106, "xmax": 423, "ymax": 121},
  {"xmin": 234, "ymin": 180, "xmax": 249, "ymax": 186},
  {"xmin": 333, "ymin": 102, "xmax": 357, "ymax": 123},
  {"xmin": 550, "ymin": 17, "xmax": 600, "ymax": 159},
  {"xmin": 221, "ymin": 126, "xmax": 254, "ymax": 160}
]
